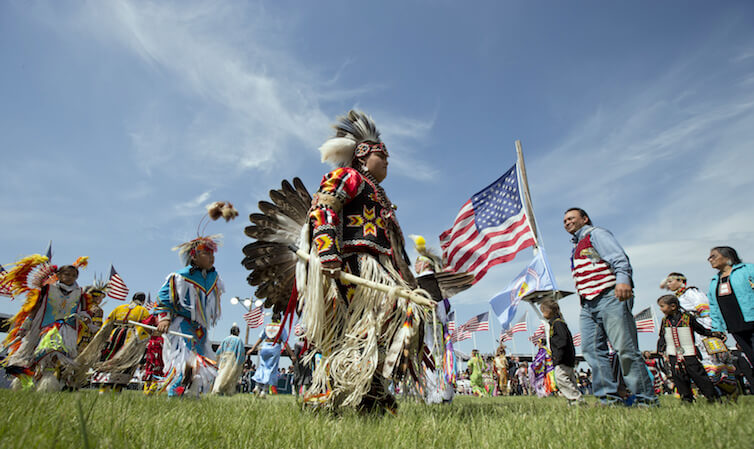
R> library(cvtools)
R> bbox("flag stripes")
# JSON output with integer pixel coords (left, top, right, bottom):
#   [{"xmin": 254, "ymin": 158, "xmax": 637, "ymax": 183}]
[
  {"xmin": 107, "ymin": 265, "xmax": 129, "ymax": 301},
  {"xmin": 529, "ymin": 322, "xmax": 545, "ymax": 342},
  {"xmin": 459, "ymin": 312, "xmax": 489, "ymax": 333},
  {"xmin": 634, "ymin": 307, "xmax": 655, "ymax": 333},
  {"xmin": 510, "ymin": 318, "xmax": 528, "ymax": 334},
  {"xmin": 244, "ymin": 306, "xmax": 264, "ymax": 328},
  {"xmin": 572, "ymin": 332, "xmax": 581, "ymax": 347}
]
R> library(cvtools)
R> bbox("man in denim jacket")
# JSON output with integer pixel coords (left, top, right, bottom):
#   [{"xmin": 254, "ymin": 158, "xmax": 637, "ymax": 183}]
[{"xmin": 564, "ymin": 208, "xmax": 656, "ymax": 406}]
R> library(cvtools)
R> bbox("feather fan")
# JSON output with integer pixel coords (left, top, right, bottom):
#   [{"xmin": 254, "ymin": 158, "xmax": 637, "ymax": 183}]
[{"xmin": 242, "ymin": 177, "xmax": 312, "ymax": 313}]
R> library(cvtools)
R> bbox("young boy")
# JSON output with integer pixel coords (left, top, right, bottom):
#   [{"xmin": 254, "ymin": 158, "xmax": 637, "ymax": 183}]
[
  {"xmin": 656, "ymin": 294, "xmax": 724, "ymax": 403},
  {"xmin": 540, "ymin": 298, "xmax": 583, "ymax": 404}
]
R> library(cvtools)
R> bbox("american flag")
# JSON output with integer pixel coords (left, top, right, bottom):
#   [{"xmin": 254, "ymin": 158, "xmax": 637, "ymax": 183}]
[
  {"xmin": 144, "ymin": 292, "xmax": 155, "ymax": 309},
  {"xmin": 0, "ymin": 265, "xmax": 13, "ymax": 298},
  {"xmin": 294, "ymin": 321, "xmax": 304, "ymax": 337},
  {"xmin": 447, "ymin": 311, "xmax": 456, "ymax": 334},
  {"xmin": 460, "ymin": 312, "xmax": 490, "ymax": 333},
  {"xmin": 107, "ymin": 265, "xmax": 129, "ymax": 301},
  {"xmin": 440, "ymin": 164, "xmax": 536, "ymax": 283},
  {"xmin": 451, "ymin": 329, "xmax": 472, "ymax": 343},
  {"xmin": 572, "ymin": 332, "xmax": 581, "ymax": 347},
  {"xmin": 500, "ymin": 330, "xmax": 513, "ymax": 342},
  {"xmin": 244, "ymin": 306, "xmax": 264, "ymax": 328},
  {"xmin": 509, "ymin": 315, "xmax": 528, "ymax": 334},
  {"xmin": 634, "ymin": 307, "xmax": 655, "ymax": 333},
  {"xmin": 529, "ymin": 322, "xmax": 545, "ymax": 342}
]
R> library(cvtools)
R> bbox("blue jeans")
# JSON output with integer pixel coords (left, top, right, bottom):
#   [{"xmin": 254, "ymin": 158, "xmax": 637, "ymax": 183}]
[{"xmin": 580, "ymin": 289, "xmax": 655, "ymax": 403}]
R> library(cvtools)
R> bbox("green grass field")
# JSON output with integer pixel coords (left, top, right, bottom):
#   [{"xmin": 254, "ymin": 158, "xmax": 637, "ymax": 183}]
[{"xmin": 1, "ymin": 390, "xmax": 752, "ymax": 449}]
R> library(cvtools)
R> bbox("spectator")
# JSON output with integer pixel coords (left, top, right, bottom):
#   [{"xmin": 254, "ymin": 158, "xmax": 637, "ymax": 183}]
[
  {"xmin": 563, "ymin": 207, "xmax": 656, "ymax": 406},
  {"xmin": 707, "ymin": 246, "xmax": 754, "ymax": 363}
]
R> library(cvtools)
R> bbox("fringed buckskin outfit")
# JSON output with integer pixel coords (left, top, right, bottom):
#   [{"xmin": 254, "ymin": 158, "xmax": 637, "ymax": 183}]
[{"xmin": 299, "ymin": 111, "xmax": 426, "ymax": 412}]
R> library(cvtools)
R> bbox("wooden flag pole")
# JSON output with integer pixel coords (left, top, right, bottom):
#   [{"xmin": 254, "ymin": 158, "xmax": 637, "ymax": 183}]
[{"xmin": 515, "ymin": 140, "xmax": 541, "ymax": 250}]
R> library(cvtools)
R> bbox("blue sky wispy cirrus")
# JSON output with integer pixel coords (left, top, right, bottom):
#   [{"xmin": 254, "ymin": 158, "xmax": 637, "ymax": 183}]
[{"xmin": 2, "ymin": 1, "xmax": 753, "ymax": 355}]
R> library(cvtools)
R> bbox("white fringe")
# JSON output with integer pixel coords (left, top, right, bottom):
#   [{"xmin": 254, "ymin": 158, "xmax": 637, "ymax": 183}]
[{"xmin": 302, "ymin": 253, "xmax": 427, "ymax": 408}]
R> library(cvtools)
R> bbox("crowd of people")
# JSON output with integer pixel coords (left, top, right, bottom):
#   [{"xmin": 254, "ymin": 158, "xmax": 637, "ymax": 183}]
[{"xmin": 1, "ymin": 110, "xmax": 753, "ymax": 413}]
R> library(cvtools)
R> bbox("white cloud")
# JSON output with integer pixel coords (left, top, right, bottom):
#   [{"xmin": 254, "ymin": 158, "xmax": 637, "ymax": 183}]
[{"xmin": 43, "ymin": 1, "xmax": 439, "ymax": 183}]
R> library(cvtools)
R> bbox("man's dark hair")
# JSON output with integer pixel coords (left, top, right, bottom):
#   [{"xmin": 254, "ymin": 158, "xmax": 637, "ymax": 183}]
[
  {"xmin": 711, "ymin": 246, "xmax": 742, "ymax": 265},
  {"xmin": 565, "ymin": 207, "xmax": 592, "ymax": 225}
]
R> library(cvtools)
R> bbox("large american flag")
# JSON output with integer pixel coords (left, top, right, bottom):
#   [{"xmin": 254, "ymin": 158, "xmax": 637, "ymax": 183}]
[
  {"xmin": 572, "ymin": 332, "xmax": 581, "ymax": 347},
  {"xmin": 460, "ymin": 312, "xmax": 490, "ymax": 333},
  {"xmin": 634, "ymin": 308, "xmax": 655, "ymax": 333},
  {"xmin": 440, "ymin": 164, "xmax": 536, "ymax": 283},
  {"xmin": 244, "ymin": 306, "xmax": 264, "ymax": 328},
  {"xmin": 510, "ymin": 316, "xmax": 528, "ymax": 334},
  {"xmin": 0, "ymin": 265, "xmax": 13, "ymax": 298},
  {"xmin": 447, "ymin": 311, "xmax": 456, "ymax": 334},
  {"xmin": 529, "ymin": 322, "xmax": 546, "ymax": 342},
  {"xmin": 107, "ymin": 265, "xmax": 129, "ymax": 301}
]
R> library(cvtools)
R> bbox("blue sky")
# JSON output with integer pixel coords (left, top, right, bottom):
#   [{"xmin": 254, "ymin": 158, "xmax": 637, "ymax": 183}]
[{"xmin": 2, "ymin": 1, "xmax": 753, "ymax": 357}]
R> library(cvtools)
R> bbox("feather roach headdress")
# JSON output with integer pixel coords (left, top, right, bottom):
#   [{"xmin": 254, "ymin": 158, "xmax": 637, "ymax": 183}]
[
  {"xmin": 173, "ymin": 201, "xmax": 238, "ymax": 266},
  {"xmin": 318, "ymin": 110, "xmax": 388, "ymax": 167},
  {"xmin": 0, "ymin": 254, "xmax": 88, "ymax": 298}
]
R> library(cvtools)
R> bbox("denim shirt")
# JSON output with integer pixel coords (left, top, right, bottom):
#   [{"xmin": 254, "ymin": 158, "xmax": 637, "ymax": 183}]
[{"xmin": 571, "ymin": 225, "xmax": 633, "ymax": 287}]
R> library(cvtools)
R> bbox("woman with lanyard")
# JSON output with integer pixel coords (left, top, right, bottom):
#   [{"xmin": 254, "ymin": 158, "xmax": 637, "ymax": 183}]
[{"xmin": 707, "ymin": 246, "xmax": 754, "ymax": 363}]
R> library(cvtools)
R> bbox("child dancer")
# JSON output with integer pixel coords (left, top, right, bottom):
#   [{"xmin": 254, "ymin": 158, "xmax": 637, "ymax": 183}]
[{"xmin": 656, "ymin": 294, "xmax": 723, "ymax": 403}]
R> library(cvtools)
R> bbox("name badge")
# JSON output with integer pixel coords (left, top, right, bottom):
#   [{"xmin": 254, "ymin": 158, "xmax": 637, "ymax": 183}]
[{"xmin": 718, "ymin": 281, "xmax": 732, "ymax": 296}]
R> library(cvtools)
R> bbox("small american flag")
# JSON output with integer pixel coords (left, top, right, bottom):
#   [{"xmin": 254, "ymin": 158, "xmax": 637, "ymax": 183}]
[
  {"xmin": 572, "ymin": 332, "xmax": 581, "ymax": 347},
  {"xmin": 0, "ymin": 265, "xmax": 13, "ymax": 298},
  {"xmin": 447, "ymin": 311, "xmax": 456, "ymax": 334},
  {"xmin": 107, "ymin": 265, "xmax": 129, "ymax": 301},
  {"xmin": 529, "ymin": 322, "xmax": 545, "ymax": 342},
  {"xmin": 440, "ymin": 163, "xmax": 536, "ymax": 283},
  {"xmin": 244, "ymin": 306, "xmax": 264, "ymax": 328},
  {"xmin": 451, "ymin": 329, "xmax": 472, "ymax": 343},
  {"xmin": 501, "ymin": 330, "xmax": 513, "ymax": 342},
  {"xmin": 144, "ymin": 292, "xmax": 154, "ymax": 309},
  {"xmin": 294, "ymin": 321, "xmax": 304, "ymax": 337},
  {"xmin": 510, "ymin": 315, "xmax": 528, "ymax": 333},
  {"xmin": 634, "ymin": 307, "xmax": 655, "ymax": 333},
  {"xmin": 460, "ymin": 312, "xmax": 490, "ymax": 333}
]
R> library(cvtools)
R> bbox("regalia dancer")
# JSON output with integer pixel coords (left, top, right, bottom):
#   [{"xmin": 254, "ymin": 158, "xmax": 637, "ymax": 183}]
[
  {"xmin": 154, "ymin": 201, "xmax": 238, "ymax": 397},
  {"xmin": 141, "ymin": 314, "xmax": 165, "ymax": 395},
  {"xmin": 2, "ymin": 255, "xmax": 94, "ymax": 391},
  {"xmin": 300, "ymin": 110, "xmax": 437, "ymax": 412},
  {"xmin": 212, "ymin": 324, "xmax": 246, "ymax": 396},
  {"xmin": 242, "ymin": 111, "xmax": 440, "ymax": 412},
  {"xmin": 81, "ymin": 292, "xmax": 151, "ymax": 393},
  {"xmin": 660, "ymin": 272, "xmax": 737, "ymax": 393},
  {"xmin": 78, "ymin": 281, "xmax": 106, "ymax": 353}
]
